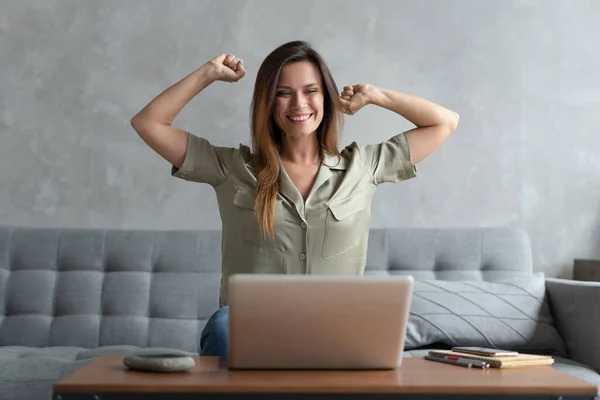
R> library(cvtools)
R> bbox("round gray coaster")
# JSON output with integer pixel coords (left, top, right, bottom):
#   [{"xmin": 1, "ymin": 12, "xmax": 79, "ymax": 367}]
[{"xmin": 123, "ymin": 354, "xmax": 195, "ymax": 373}]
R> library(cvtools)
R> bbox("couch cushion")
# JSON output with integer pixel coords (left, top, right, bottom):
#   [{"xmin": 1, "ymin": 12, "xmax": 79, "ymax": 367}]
[
  {"xmin": 405, "ymin": 274, "xmax": 567, "ymax": 356},
  {"xmin": 0, "ymin": 345, "xmax": 195, "ymax": 360},
  {"xmin": 0, "ymin": 346, "xmax": 195, "ymax": 400},
  {"xmin": 0, "ymin": 356, "xmax": 90, "ymax": 400},
  {"xmin": 551, "ymin": 356, "xmax": 600, "ymax": 389},
  {"xmin": 365, "ymin": 227, "xmax": 534, "ymax": 279},
  {"xmin": 403, "ymin": 349, "xmax": 600, "ymax": 391}
]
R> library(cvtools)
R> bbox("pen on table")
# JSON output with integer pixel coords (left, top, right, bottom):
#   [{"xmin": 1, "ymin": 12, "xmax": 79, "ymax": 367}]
[
  {"xmin": 444, "ymin": 355, "xmax": 490, "ymax": 368},
  {"xmin": 424, "ymin": 355, "xmax": 490, "ymax": 369}
]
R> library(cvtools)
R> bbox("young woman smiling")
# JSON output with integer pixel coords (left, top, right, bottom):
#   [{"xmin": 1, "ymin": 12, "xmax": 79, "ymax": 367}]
[{"xmin": 130, "ymin": 40, "xmax": 459, "ymax": 356}]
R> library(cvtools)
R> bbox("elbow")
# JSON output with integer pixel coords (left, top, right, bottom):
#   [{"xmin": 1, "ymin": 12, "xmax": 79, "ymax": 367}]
[
  {"xmin": 130, "ymin": 113, "xmax": 152, "ymax": 136},
  {"xmin": 445, "ymin": 111, "xmax": 460, "ymax": 134},
  {"xmin": 450, "ymin": 111, "xmax": 460, "ymax": 130},
  {"xmin": 130, "ymin": 113, "xmax": 143, "ymax": 131}
]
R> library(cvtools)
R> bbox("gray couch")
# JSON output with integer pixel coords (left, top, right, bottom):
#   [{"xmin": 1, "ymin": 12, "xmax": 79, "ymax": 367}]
[{"xmin": 0, "ymin": 226, "xmax": 598, "ymax": 399}]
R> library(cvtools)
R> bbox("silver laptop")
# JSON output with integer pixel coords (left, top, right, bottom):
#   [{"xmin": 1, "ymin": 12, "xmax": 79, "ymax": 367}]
[{"xmin": 227, "ymin": 274, "xmax": 414, "ymax": 370}]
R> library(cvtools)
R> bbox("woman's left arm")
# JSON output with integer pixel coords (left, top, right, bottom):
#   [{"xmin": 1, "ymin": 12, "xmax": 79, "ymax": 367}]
[{"xmin": 340, "ymin": 84, "xmax": 460, "ymax": 164}]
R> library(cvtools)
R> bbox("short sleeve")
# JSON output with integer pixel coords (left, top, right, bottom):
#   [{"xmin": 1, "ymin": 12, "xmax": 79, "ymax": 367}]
[
  {"xmin": 171, "ymin": 132, "xmax": 237, "ymax": 187},
  {"xmin": 360, "ymin": 131, "xmax": 417, "ymax": 185}
]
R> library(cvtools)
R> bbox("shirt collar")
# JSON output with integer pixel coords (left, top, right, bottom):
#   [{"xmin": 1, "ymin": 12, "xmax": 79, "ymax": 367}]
[
  {"xmin": 322, "ymin": 152, "xmax": 348, "ymax": 171},
  {"xmin": 244, "ymin": 151, "xmax": 348, "ymax": 172}
]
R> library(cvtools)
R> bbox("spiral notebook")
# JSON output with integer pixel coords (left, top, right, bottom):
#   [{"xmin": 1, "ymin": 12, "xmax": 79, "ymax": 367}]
[{"xmin": 427, "ymin": 350, "xmax": 555, "ymax": 368}]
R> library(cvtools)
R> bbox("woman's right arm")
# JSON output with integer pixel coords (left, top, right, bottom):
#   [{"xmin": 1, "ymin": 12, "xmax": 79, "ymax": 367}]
[{"xmin": 130, "ymin": 54, "xmax": 245, "ymax": 169}]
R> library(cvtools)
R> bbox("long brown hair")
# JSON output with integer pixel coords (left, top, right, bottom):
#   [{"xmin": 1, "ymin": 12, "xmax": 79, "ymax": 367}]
[{"xmin": 250, "ymin": 40, "xmax": 343, "ymax": 239}]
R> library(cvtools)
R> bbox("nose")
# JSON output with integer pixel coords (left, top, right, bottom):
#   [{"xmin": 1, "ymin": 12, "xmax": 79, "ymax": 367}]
[{"xmin": 291, "ymin": 92, "xmax": 307, "ymax": 111}]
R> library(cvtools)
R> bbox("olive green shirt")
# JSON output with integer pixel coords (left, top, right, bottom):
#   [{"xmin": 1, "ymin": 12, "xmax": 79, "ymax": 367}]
[{"xmin": 172, "ymin": 131, "xmax": 417, "ymax": 307}]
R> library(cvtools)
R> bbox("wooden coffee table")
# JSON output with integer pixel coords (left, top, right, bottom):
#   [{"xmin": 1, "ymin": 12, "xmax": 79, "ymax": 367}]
[{"xmin": 53, "ymin": 356, "xmax": 598, "ymax": 399}]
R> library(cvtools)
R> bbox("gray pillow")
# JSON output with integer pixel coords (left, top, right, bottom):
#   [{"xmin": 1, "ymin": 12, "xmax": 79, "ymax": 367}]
[{"xmin": 405, "ymin": 273, "xmax": 567, "ymax": 356}]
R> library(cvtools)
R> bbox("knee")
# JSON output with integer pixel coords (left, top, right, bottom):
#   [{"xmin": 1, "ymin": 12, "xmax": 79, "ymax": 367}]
[
  {"xmin": 211, "ymin": 305, "xmax": 229, "ymax": 324},
  {"xmin": 200, "ymin": 306, "xmax": 229, "ymax": 356}
]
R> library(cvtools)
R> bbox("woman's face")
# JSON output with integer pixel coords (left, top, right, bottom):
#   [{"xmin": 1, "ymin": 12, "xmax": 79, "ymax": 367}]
[{"xmin": 273, "ymin": 61, "xmax": 325, "ymax": 139}]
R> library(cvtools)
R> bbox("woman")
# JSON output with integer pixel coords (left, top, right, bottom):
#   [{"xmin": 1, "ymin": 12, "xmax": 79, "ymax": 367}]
[{"xmin": 130, "ymin": 40, "xmax": 459, "ymax": 356}]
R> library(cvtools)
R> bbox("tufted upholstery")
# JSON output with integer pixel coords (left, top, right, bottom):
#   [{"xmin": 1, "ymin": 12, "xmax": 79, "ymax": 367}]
[
  {"xmin": 0, "ymin": 226, "xmax": 532, "ymax": 351},
  {"xmin": 0, "ymin": 226, "xmax": 532, "ymax": 352},
  {"xmin": 364, "ymin": 227, "xmax": 532, "ymax": 280},
  {"xmin": 0, "ymin": 228, "xmax": 222, "ymax": 352}
]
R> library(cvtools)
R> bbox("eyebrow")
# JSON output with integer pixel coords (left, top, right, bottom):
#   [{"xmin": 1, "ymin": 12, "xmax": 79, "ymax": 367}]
[{"xmin": 277, "ymin": 84, "xmax": 320, "ymax": 89}]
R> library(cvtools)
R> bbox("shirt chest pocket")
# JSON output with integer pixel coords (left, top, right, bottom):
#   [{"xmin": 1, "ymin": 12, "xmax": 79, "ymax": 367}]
[
  {"xmin": 232, "ymin": 188, "xmax": 285, "ymax": 252},
  {"xmin": 322, "ymin": 193, "xmax": 372, "ymax": 259}
]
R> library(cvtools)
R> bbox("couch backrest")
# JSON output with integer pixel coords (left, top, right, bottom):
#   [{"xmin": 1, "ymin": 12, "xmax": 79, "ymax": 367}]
[
  {"xmin": 0, "ymin": 226, "xmax": 532, "ymax": 351},
  {"xmin": 364, "ymin": 227, "xmax": 533, "ymax": 280}
]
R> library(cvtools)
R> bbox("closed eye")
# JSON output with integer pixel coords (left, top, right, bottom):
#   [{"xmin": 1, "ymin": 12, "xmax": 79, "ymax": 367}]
[{"xmin": 276, "ymin": 88, "xmax": 320, "ymax": 97}]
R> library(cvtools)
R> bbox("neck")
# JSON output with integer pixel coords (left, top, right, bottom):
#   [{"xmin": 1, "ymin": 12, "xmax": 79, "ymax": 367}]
[{"xmin": 280, "ymin": 132, "xmax": 320, "ymax": 165}]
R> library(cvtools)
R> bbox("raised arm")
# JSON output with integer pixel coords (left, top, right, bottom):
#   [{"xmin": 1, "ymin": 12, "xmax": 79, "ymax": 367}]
[
  {"xmin": 130, "ymin": 54, "xmax": 245, "ymax": 168},
  {"xmin": 339, "ymin": 84, "xmax": 459, "ymax": 165}
]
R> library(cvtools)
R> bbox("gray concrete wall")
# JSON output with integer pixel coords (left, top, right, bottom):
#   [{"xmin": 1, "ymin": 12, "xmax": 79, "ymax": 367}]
[{"xmin": 1, "ymin": 0, "xmax": 599, "ymax": 278}]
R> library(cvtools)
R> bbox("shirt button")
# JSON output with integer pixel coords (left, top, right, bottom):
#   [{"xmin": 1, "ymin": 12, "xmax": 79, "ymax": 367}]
[
  {"xmin": 300, "ymin": 221, "xmax": 307, "ymax": 229},
  {"xmin": 299, "ymin": 253, "xmax": 306, "ymax": 261}
]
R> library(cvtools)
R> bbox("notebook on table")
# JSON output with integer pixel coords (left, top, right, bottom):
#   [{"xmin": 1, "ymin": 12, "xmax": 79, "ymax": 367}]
[{"xmin": 428, "ymin": 349, "xmax": 555, "ymax": 368}]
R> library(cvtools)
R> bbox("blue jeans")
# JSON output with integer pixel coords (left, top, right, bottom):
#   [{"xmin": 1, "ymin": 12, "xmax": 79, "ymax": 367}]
[{"xmin": 199, "ymin": 306, "xmax": 229, "ymax": 356}]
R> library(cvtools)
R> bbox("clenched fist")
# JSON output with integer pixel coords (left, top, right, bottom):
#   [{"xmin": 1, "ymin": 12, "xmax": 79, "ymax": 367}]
[
  {"xmin": 339, "ymin": 84, "xmax": 379, "ymax": 115},
  {"xmin": 205, "ymin": 53, "xmax": 246, "ymax": 83}
]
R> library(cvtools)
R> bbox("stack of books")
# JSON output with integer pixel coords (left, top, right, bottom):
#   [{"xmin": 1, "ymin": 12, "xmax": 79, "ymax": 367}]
[{"xmin": 426, "ymin": 348, "xmax": 555, "ymax": 369}]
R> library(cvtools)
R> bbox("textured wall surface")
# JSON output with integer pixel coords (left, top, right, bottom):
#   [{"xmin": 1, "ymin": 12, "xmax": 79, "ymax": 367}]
[{"xmin": 1, "ymin": 0, "xmax": 599, "ymax": 278}]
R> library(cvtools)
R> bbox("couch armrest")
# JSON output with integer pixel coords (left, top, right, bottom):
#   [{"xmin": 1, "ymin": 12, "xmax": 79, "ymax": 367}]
[{"xmin": 546, "ymin": 278, "xmax": 600, "ymax": 372}]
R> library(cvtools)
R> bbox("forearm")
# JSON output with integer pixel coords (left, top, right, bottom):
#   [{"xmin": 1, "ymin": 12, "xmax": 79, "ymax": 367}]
[
  {"xmin": 368, "ymin": 87, "xmax": 458, "ymax": 128},
  {"xmin": 132, "ymin": 64, "xmax": 216, "ymax": 126}
]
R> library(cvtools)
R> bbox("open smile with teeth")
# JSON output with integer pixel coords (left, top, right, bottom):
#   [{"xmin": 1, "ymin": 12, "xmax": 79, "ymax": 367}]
[{"xmin": 287, "ymin": 114, "xmax": 313, "ymax": 122}]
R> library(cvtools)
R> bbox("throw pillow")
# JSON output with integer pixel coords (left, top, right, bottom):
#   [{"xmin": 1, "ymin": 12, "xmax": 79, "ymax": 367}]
[{"xmin": 404, "ymin": 273, "xmax": 567, "ymax": 356}]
